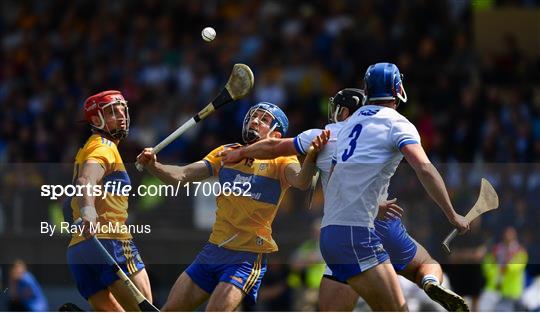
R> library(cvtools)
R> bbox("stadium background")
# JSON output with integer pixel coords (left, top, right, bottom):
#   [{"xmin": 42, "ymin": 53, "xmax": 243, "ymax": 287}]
[{"xmin": 1, "ymin": 0, "xmax": 540, "ymax": 311}]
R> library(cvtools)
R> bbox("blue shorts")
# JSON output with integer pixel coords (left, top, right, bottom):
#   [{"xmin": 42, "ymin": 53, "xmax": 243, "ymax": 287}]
[
  {"xmin": 320, "ymin": 225, "xmax": 389, "ymax": 283},
  {"xmin": 375, "ymin": 218, "xmax": 417, "ymax": 272},
  {"xmin": 185, "ymin": 243, "xmax": 267, "ymax": 304},
  {"xmin": 67, "ymin": 239, "xmax": 145, "ymax": 299}
]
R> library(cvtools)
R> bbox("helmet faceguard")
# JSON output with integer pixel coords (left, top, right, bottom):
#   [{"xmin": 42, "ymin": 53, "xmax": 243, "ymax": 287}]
[
  {"xmin": 83, "ymin": 90, "xmax": 130, "ymax": 140},
  {"xmin": 328, "ymin": 88, "xmax": 365, "ymax": 123},
  {"xmin": 242, "ymin": 102, "xmax": 288, "ymax": 144}
]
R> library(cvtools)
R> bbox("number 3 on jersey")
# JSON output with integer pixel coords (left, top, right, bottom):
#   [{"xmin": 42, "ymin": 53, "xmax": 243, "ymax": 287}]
[{"xmin": 341, "ymin": 124, "xmax": 363, "ymax": 161}]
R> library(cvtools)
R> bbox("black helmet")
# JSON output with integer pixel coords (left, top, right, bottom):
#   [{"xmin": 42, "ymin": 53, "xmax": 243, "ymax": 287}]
[{"xmin": 328, "ymin": 88, "xmax": 365, "ymax": 122}]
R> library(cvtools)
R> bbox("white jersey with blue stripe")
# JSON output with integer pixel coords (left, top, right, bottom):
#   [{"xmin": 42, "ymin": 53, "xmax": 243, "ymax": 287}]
[
  {"xmin": 293, "ymin": 121, "xmax": 347, "ymax": 195},
  {"xmin": 323, "ymin": 105, "xmax": 421, "ymax": 228}
]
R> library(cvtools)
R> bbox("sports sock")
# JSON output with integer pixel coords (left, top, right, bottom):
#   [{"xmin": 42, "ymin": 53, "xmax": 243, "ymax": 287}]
[{"xmin": 421, "ymin": 274, "xmax": 440, "ymax": 290}]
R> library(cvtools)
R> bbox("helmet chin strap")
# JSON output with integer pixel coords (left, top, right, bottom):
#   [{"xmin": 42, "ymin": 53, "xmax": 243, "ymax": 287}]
[
  {"xmin": 93, "ymin": 111, "xmax": 106, "ymax": 129},
  {"xmin": 396, "ymin": 84, "xmax": 408, "ymax": 103},
  {"xmin": 332, "ymin": 105, "xmax": 342, "ymax": 123}
]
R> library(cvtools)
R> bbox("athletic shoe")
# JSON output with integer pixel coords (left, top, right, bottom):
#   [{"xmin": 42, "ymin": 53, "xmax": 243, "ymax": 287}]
[{"xmin": 424, "ymin": 282, "xmax": 470, "ymax": 312}]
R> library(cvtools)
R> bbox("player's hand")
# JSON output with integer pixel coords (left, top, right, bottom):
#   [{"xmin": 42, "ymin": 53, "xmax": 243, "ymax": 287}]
[
  {"xmin": 136, "ymin": 148, "xmax": 157, "ymax": 168},
  {"xmin": 307, "ymin": 130, "xmax": 330, "ymax": 154},
  {"xmin": 218, "ymin": 146, "xmax": 244, "ymax": 165},
  {"xmin": 450, "ymin": 214, "xmax": 470, "ymax": 234},
  {"xmin": 376, "ymin": 198, "xmax": 403, "ymax": 220},
  {"xmin": 79, "ymin": 206, "xmax": 98, "ymax": 239}
]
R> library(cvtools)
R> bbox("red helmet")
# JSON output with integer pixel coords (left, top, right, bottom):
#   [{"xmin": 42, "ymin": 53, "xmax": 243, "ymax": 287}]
[{"xmin": 83, "ymin": 90, "xmax": 130, "ymax": 139}]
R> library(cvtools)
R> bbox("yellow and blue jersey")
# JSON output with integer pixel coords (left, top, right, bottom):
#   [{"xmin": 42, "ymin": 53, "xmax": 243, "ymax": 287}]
[
  {"xmin": 203, "ymin": 143, "xmax": 299, "ymax": 253},
  {"xmin": 66, "ymin": 134, "xmax": 132, "ymax": 246}
]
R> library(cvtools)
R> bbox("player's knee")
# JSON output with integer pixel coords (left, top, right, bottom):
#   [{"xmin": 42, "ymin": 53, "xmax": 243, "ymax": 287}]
[
  {"xmin": 132, "ymin": 269, "xmax": 153, "ymax": 302},
  {"xmin": 140, "ymin": 286, "xmax": 152, "ymax": 303},
  {"xmin": 412, "ymin": 244, "xmax": 439, "ymax": 268},
  {"xmin": 319, "ymin": 298, "xmax": 356, "ymax": 312},
  {"xmin": 418, "ymin": 256, "xmax": 441, "ymax": 273},
  {"xmin": 88, "ymin": 290, "xmax": 123, "ymax": 311},
  {"xmin": 318, "ymin": 292, "xmax": 333, "ymax": 311},
  {"xmin": 206, "ymin": 298, "xmax": 241, "ymax": 312},
  {"xmin": 319, "ymin": 278, "xmax": 358, "ymax": 311},
  {"xmin": 206, "ymin": 283, "xmax": 244, "ymax": 311}
]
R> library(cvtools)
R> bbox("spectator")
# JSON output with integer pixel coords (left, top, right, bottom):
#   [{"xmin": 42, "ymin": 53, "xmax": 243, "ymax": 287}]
[
  {"xmin": 8, "ymin": 260, "xmax": 48, "ymax": 312},
  {"xmin": 482, "ymin": 226, "xmax": 528, "ymax": 311}
]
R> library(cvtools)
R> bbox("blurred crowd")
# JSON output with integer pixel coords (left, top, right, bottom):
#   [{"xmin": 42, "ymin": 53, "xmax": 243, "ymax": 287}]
[
  {"xmin": 2, "ymin": 0, "xmax": 540, "ymax": 164},
  {"xmin": 2, "ymin": 0, "xmax": 540, "ymax": 311}
]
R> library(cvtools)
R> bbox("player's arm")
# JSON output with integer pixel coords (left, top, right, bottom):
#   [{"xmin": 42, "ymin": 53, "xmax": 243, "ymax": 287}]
[
  {"xmin": 284, "ymin": 130, "xmax": 329, "ymax": 190},
  {"xmin": 219, "ymin": 128, "xmax": 328, "ymax": 164},
  {"xmin": 137, "ymin": 148, "xmax": 211, "ymax": 185},
  {"xmin": 219, "ymin": 138, "xmax": 297, "ymax": 164},
  {"xmin": 401, "ymin": 143, "xmax": 469, "ymax": 232},
  {"xmin": 148, "ymin": 161, "xmax": 210, "ymax": 185},
  {"xmin": 75, "ymin": 160, "xmax": 105, "ymax": 236}
]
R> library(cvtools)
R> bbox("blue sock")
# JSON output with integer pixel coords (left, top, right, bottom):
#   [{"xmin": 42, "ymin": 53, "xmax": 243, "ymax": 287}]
[{"xmin": 422, "ymin": 274, "xmax": 439, "ymax": 290}]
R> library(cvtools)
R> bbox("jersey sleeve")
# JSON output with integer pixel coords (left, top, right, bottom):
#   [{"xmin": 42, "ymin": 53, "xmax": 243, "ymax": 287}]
[
  {"xmin": 389, "ymin": 117, "xmax": 421, "ymax": 150},
  {"xmin": 277, "ymin": 155, "xmax": 300, "ymax": 187},
  {"xmin": 85, "ymin": 145, "xmax": 116, "ymax": 172},
  {"xmin": 203, "ymin": 145, "xmax": 225, "ymax": 176},
  {"xmin": 292, "ymin": 128, "xmax": 323, "ymax": 155},
  {"xmin": 202, "ymin": 143, "xmax": 242, "ymax": 176}
]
